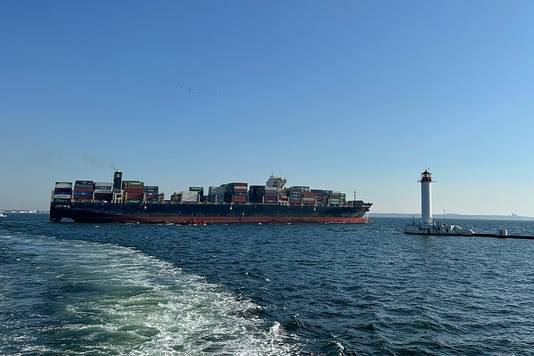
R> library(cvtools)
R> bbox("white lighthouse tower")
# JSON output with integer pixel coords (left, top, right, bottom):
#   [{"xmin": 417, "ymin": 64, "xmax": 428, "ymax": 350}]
[
  {"xmin": 405, "ymin": 169, "xmax": 474, "ymax": 236},
  {"xmin": 420, "ymin": 169, "xmax": 432, "ymax": 225}
]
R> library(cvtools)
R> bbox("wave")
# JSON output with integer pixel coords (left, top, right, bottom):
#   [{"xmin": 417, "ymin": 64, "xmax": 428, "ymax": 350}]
[{"xmin": 0, "ymin": 231, "xmax": 300, "ymax": 355}]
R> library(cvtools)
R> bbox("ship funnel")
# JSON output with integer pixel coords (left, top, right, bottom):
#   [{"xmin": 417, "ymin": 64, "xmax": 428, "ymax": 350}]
[{"xmin": 113, "ymin": 171, "xmax": 123, "ymax": 192}]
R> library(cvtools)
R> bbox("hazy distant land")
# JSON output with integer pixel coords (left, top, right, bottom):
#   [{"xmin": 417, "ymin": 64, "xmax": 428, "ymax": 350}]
[{"xmin": 372, "ymin": 213, "xmax": 534, "ymax": 221}]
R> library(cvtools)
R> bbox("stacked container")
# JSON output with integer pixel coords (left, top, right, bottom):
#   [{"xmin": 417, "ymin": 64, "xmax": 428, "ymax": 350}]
[
  {"xmin": 301, "ymin": 191, "xmax": 315, "ymax": 206},
  {"xmin": 157, "ymin": 193, "xmax": 165, "ymax": 202},
  {"xmin": 181, "ymin": 191, "xmax": 199, "ymax": 203},
  {"xmin": 144, "ymin": 186, "xmax": 159, "ymax": 202},
  {"xmin": 73, "ymin": 180, "xmax": 94, "ymax": 201},
  {"xmin": 264, "ymin": 186, "xmax": 279, "ymax": 203},
  {"xmin": 278, "ymin": 189, "xmax": 289, "ymax": 204},
  {"xmin": 224, "ymin": 183, "xmax": 248, "ymax": 204},
  {"xmin": 312, "ymin": 189, "xmax": 332, "ymax": 207},
  {"xmin": 248, "ymin": 185, "xmax": 265, "ymax": 203},
  {"xmin": 189, "ymin": 187, "xmax": 204, "ymax": 201},
  {"xmin": 94, "ymin": 182, "xmax": 113, "ymax": 202},
  {"xmin": 328, "ymin": 192, "xmax": 346, "ymax": 206},
  {"xmin": 122, "ymin": 181, "xmax": 144, "ymax": 202},
  {"xmin": 289, "ymin": 186, "xmax": 310, "ymax": 205},
  {"xmin": 53, "ymin": 182, "xmax": 73, "ymax": 201},
  {"xmin": 207, "ymin": 186, "xmax": 226, "ymax": 203}
]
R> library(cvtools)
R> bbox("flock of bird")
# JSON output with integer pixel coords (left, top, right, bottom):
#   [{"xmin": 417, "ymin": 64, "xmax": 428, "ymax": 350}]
[{"xmin": 178, "ymin": 85, "xmax": 218, "ymax": 95}]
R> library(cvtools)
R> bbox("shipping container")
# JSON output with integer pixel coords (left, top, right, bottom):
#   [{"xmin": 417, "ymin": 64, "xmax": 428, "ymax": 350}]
[
  {"xmin": 181, "ymin": 191, "xmax": 199, "ymax": 202},
  {"xmin": 224, "ymin": 190, "xmax": 247, "ymax": 203},
  {"xmin": 312, "ymin": 189, "xmax": 333, "ymax": 194},
  {"xmin": 94, "ymin": 182, "xmax": 112, "ymax": 191},
  {"xmin": 55, "ymin": 182, "xmax": 73, "ymax": 189},
  {"xmin": 124, "ymin": 187, "xmax": 144, "ymax": 192},
  {"xmin": 188, "ymin": 187, "xmax": 204, "ymax": 200},
  {"xmin": 73, "ymin": 189, "xmax": 93, "ymax": 194},
  {"xmin": 207, "ymin": 185, "xmax": 226, "ymax": 203},
  {"xmin": 289, "ymin": 186, "xmax": 310, "ymax": 193},
  {"xmin": 122, "ymin": 181, "xmax": 144, "ymax": 189},
  {"xmin": 94, "ymin": 182, "xmax": 112, "ymax": 187},
  {"xmin": 231, "ymin": 195, "xmax": 247, "ymax": 203},
  {"xmin": 144, "ymin": 186, "xmax": 159, "ymax": 201},
  {"xmin": 94, "ymin": 193, "xmax": 113, "ymax": 202},
  {"xmin": 125, "ymin": 191, "xmax": 144, "ymax": 201},
  {"xmin": 53, "ymin": 194, "xmax": 72, "ymax": 200},
  {"xmin": 226, "ymin": 183, "xmax": 248, "ymax": 195},
  {"xmin": 248, "ymin": 185, "xmax": 265, "ymax": 203}
]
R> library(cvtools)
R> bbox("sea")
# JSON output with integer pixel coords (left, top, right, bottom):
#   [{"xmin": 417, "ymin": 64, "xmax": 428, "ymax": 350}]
[{"xmin": 2, "ymin": 214, "xmax": 534, "ymax": 355}]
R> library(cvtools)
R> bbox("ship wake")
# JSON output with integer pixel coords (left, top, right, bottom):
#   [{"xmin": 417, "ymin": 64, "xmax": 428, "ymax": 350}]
[{"xmin": 0, "ymin": 231, "xmax": 299, "ymax": 355}]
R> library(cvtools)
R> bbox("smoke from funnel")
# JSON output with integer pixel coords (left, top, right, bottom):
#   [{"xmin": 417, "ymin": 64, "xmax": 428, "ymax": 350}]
[{"xmin": 82, "ymin": 154, "xmax": 119, "ymax": 172}]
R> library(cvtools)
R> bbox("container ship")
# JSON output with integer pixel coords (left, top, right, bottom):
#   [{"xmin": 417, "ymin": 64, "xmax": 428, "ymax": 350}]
[{"xmin": 50, "ymin": 171, "xmax": 372, "ymax": 224}]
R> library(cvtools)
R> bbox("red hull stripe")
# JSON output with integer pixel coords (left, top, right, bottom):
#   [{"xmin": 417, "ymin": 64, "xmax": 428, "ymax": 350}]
[{"xmin": 101, "ymin": 215, "xmax": 369, "ymax": 224}]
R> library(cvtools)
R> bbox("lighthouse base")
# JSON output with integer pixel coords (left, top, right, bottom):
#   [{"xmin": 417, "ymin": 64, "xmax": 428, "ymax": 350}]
[{"xmin": 404, "ymin": 221, "xmax": 475, "ymax": 236}]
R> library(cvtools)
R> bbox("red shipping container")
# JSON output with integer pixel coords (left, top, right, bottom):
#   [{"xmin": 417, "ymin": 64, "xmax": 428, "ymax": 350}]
[{"xmin": 232, "ymin": 195, "xmax": 247, "ymax": 203}]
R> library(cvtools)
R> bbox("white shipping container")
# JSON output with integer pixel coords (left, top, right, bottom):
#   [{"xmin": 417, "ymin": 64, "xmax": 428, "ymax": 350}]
[
  {"xmin": 55, "ymin": 182, "xmax": 73, "ymax": 189},
  {"xmin": 94, "ymin": 182, "xmax": 112, "ymax": 187},
  {"xmin": 54, "ymin": 194, "xmax": 72, "ymax": 199},
  {"xmin": 94, "ymin": 189, "xmax": 112, "ymax": 194},
  {"xmin": 181, "ymin": 191, "xmax": 199, "ymax": 202}
]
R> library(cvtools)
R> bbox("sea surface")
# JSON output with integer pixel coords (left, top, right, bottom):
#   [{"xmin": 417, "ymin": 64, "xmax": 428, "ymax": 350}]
[{"xmin": 2, "ymin": 215, "xmax": 534, "ymax": 355}]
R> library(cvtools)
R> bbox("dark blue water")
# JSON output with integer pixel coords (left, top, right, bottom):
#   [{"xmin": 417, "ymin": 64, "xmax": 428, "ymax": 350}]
[{"xmin": 2, "ymin": 215, "xmax": 534, "ymax": 355}]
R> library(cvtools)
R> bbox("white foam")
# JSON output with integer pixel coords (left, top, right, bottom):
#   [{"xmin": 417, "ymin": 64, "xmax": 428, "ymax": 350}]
[{"xmin": 0, "ymin": 232, "xmax": 300, "ymax": 355}]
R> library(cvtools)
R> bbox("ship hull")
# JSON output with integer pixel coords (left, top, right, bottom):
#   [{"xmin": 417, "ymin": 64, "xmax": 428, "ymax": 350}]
[{"xmin": 50, "ymin": 202, "xmax": 371, "ymax": 224}]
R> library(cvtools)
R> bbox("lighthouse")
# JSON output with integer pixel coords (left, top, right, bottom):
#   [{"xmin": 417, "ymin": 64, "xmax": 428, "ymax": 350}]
[
  {"xmin": 420, "ymin": 170, "xmax": 432, "ymax": 225},
  {"xmin": 405, "ymin": 169, "xmax": 475, "ymax": 236}
]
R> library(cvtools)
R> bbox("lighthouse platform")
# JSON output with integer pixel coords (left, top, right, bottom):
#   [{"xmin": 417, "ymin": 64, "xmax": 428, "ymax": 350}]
[
  {"xmin": 404, "ymin": 221, "xmax": 475, "ymax": 236},
  {"xmin": 404, "ymin": 222, "xmax": 534, "ymax": 240}
]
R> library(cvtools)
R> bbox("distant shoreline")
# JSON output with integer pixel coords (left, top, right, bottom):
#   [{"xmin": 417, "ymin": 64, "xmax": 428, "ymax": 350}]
[
  {"xmin": 1, "ymin": 210, "xmax": 49, "ymax": 214},
  {"xmin": 371, "ymin": 213, "xmax": 534, "ymax": 221}
]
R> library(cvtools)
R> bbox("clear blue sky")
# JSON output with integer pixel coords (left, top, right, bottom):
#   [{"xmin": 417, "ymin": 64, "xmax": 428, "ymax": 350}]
[{"xmin": 2, "ymin": 1, "xmax": 534, "ymax": 215}]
